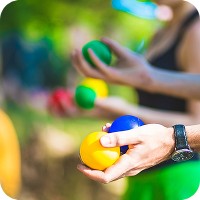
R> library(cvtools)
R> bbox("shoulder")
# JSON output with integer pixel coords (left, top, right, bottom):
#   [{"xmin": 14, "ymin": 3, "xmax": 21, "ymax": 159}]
[
  {"xmin": 184, "ymin": 18, "xmax": 200, "ymax": 45},
  {"xmin": 178, "ymin": 18, "xmax": 200, "ymax": 71}
]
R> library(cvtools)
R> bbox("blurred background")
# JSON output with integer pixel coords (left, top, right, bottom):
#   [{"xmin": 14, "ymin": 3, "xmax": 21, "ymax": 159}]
[{"xmin": 0, "ymin": 0, "xmax": 162, "ymax": 199}]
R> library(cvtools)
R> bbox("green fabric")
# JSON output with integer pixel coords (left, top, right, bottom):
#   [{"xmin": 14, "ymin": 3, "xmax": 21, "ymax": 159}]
[{"xmin": 122, "ymin": 161, "xmax": 200, "ymax": 200}]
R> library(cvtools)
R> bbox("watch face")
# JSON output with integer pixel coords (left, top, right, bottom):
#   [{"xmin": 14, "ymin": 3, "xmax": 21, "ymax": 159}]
[{"xmin": 171, "ymin": 149, "xmax": 194, "ymax": 162}]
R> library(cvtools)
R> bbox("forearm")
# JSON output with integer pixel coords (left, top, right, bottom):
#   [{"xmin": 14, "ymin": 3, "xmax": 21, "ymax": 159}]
[
  {"xmin": 147, "ymin": 67, "xmax": 200, "ymax": 100},
  {"xmin": 185, "ymin": 124, "xmax": 200, "ymax": 152},
  {"xmin": 129, "ymin": 105, "xmax": 198, "ymax": 127},
  {"xmin": 104, "ymin": 100, "xmax": 200, "ymax": 127}
]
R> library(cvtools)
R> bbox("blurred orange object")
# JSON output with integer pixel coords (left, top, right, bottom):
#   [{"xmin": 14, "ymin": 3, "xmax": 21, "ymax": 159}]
[{"xmin": 0, "ymin": 110, "xmax": 21, "ymax": 198}]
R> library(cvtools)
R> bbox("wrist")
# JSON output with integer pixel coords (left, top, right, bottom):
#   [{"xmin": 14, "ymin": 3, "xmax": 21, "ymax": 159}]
[
  {"xmin": 170, "ymin": 124, "xmax": 194, "ymax": 162},
  {"xmin": 167, "ymin": 127, "xmax": 176, "ymax": 158},
  {"xmin": 146, "ymin": 67, "xmax": 165, "ymax": 93},
  {"xmin": 136, "ymin": 65, "xmax": 157, "ymax": 93},
  {"xmin": 138, "ymin": 65, "xmax": 166, "ymax": 94}
]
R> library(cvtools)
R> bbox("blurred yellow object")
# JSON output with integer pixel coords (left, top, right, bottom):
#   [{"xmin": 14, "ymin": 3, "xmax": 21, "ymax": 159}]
[
  {"xmin": 81, "ymin": 78, "xmax": 109, "ymax": 98},
  {"xmin": 0, "ymin": 110, "xmax": 21, "ymax": 198},
  {"xmin": 80, "ymin": 131, "xmax": 120, "ymax": 170}
]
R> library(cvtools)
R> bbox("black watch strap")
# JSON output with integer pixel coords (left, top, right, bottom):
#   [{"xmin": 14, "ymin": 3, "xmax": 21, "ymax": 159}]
[{"xmin": 172, "ymin": 124, "xmax": 190, "ymax": 150}]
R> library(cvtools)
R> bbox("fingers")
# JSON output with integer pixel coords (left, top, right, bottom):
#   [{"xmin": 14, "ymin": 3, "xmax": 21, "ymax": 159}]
[
  {"xmin": 102, "ymin": 154, "xmax": 133, "ymax": 182},
  {"xmin": 71, "ymin": 48, "xmax": 122, "ymax": 85},
  {"xmin": 101, "ymin": 37, "xmax": 128, "ymax": 59},
  {"xmin": 100, "ymin": 129, "xmax": 141, "ymax": 147},
  {"xmin": 77, "ymin": 154, "xmax": 134, "ymax": 183},
  {"xmin": 88, "ymin": 49, "xmax": 117, "ymax": 79},
  {"xmin": 77, "ymin": 164, "xmax": 106, "ymax": 182},
  {"xmin": 71, "ymin": 49, "xmax": 103, "ymax": 79},
  {"xmin": 71, "ymin": 50, "xmax": 85, "ymax": 76},
  {"xmin": 102, "ymin": 123, "xmax": 111, "ymax": 132}
]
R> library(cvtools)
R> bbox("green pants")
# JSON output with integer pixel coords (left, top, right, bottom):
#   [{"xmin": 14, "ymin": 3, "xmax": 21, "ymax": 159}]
[{"xmin": 122, "ymin": 161, "xmax": 200, "ymax": 200}]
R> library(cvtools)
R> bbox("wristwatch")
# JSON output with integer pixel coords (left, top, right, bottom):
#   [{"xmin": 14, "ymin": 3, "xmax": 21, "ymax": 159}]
[{"xmin": 171, "ymin": 124, "xmax": 194, "ymax": 162}]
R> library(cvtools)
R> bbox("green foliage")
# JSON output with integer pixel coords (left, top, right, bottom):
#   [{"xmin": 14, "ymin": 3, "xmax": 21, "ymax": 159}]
[
  {"xmin": 109, "ymin": 84, "xmax": 139, "ymax": 104},
  {"xmin": 0, "ymin": 0, "xmax": 159, "ymax": 54},
  {"xmin": 0, "ymin": 0, "xmax": 160, "ymax": 92}
]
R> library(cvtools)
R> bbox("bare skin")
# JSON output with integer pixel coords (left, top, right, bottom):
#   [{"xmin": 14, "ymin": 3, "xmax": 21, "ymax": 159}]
[{"xmin": 77, "ymin": 123, "xmax": 200, "ymax": 183}]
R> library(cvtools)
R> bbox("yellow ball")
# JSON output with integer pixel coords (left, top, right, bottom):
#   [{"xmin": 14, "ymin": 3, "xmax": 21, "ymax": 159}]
[
  {"xmin": 0, "ymin": 110, "xmax": 21, "ymax": 198},
  {"xmin": 81, "ymin": 78, "xmax": 108, "ymax": 98},
  {"xmin": 80, "ymin": 131, "xmax": 120, "ymax": 170}
]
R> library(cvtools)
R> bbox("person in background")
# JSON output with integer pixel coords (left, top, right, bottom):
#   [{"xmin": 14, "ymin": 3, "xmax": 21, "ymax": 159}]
[{"xmin": 72, "ymin": 0, "xmax": 200, "ymax": 199}]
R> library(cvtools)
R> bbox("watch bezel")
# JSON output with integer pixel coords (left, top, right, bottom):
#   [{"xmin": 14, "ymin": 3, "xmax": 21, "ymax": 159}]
[{"xmin": 171, "ymin": 149, "xmax": 194, "ymax": 162}]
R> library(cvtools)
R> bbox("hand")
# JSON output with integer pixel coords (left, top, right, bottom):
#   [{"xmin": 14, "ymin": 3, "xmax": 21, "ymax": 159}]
[
  {"xmin": 77, "ymin": 124, "xmax": 175, "ymax": 183},
  {"xmin": 71, "ymin": 38, "xmax": 154, "ymax": 90}
]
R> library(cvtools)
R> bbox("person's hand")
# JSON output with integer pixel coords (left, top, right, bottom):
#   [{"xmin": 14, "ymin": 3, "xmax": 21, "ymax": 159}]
[
  {"xmin": 77, "ymin": 124, "xmax": 175, "ymax": 183},
  {"xmin": 71, "ymin": 38, "xmax": 154, "ymax": 90}
]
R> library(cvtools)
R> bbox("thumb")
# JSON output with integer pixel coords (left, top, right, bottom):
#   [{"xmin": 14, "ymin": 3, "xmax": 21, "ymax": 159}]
[
  {"xmin": 101, "ymin": 37, "xmax": 128, "ymax": 59},
  {"xmin": 100, "ymin": 129, "xmax": 140, "ymax": 147}
]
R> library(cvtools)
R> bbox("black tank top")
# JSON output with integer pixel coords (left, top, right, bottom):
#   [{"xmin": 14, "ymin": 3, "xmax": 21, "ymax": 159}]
[
  {"xmin": 137, "ymin": 10, "xmax": 199, "ymax": 112},
  {"xmin": 137, "ymin": 10, "xmax": 199, "ymax": 171}
]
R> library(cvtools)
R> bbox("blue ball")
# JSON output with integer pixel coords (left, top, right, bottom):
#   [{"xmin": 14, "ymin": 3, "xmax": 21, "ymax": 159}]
[{"xmin": 108, "ymin": 115, "xmax": 144, "ymax": 154}]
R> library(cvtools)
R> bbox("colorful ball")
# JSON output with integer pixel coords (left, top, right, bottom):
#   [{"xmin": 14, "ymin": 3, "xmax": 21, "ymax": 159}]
[
  {"xmin": 108, "ymin": 115, "xmax": 144, "ymax": 154},
  {"xmin": 75, "ymin": 85, "xmax": 97, "ymax": 109},
  {"xmin": 82, "ymin": 40, "xmax": 112, "ymax": 67},
  {"xmin": 75, "ymin": 78, "xmax": 109, "ymax": 109},
  {"xmin": 47, "ymin": 88, "xmax": 75, "ymax": 116},
  {"xmin": 80, "ymin": 131, "xmax": 120, "ymax": 170},
  {"xmin": 81, "ymin": 78, "xmax": 108, "ymax": 98}
]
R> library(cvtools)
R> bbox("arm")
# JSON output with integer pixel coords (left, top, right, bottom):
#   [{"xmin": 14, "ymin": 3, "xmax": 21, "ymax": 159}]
[
  {"xmin": 71, "ymin": 38, "xmax": 200, "ymax": 100},
  {"xmin": 95, "ymin": 97, "xmax": 199, "ymax": 126},
  {"xmin": 77, "ymin": 123, "xmax": 200, "ymax": 183},
  {"xmin": 148, "ymin": 69, "xmax": 200, "ymax": 100},
  {"xmin": 73, "ymin": 20, "xmax": 200, "ymax": 126},
  {"xmin": 95, "ymin": 97, "xmax": 200, "ymax": 127}
]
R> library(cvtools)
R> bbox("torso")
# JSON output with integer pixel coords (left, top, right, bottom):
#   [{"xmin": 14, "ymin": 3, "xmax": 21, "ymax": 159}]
[
  {"xmin": 137, "ymin": 10, "xmax": 200, "ymax": 171},
  {"xmin": 137, "ymin": 10, "xmax": 199, "ymax": 112},
  {"xmin": 146, "ymin": 24, "xmax": 181, "ymax": 63}
]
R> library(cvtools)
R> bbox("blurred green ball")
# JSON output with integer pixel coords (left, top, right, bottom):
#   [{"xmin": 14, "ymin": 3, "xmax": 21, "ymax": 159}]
[
  {"xmin": 75, "ymin": 85, "xmax": 97, "ymax": 109},
  {"xmin": 82, "ymin": 40, "xmax": 112, "ymax": 67}
]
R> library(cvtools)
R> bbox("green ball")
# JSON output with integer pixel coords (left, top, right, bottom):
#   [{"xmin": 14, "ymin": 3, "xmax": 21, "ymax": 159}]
[
  {"xmin": 75, "ymin": 85, "xmax": 97, "ymax": 109},
  {"xmin": 82, "ymin": 40, "xmax": 112, "ymax": 67}
]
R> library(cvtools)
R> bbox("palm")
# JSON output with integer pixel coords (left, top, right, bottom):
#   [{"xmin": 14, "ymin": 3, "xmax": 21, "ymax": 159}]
[{"xmin": 113, "ymin": 56, "xmax": 148, "ymax": 86}]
